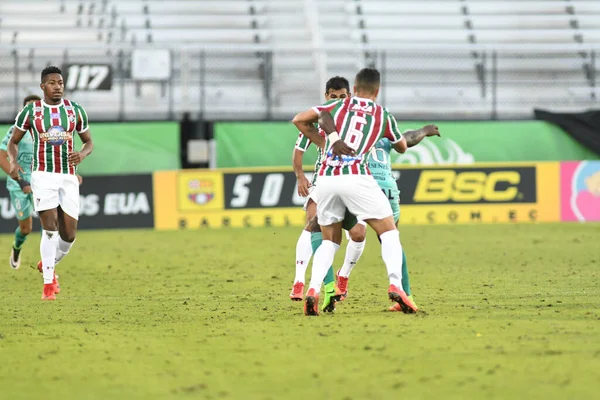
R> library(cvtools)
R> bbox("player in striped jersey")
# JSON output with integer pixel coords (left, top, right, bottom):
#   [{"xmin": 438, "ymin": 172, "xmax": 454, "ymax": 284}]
[
  {"xmin": 290, "ymin": 76, "xmax": 366, "ymax": 309},
  {"xmin": 7, "ymin": 66, "xmax": 94, "ymax": 301},
  {"xmin": 293, "ymin": 68, "xmax": 440, "ymax": 315}
]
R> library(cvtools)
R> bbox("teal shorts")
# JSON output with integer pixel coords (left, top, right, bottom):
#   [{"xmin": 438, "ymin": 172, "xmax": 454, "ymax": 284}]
[{"xmin": 9, "ymin": 191, "xmax": 33, "ymax": 221}]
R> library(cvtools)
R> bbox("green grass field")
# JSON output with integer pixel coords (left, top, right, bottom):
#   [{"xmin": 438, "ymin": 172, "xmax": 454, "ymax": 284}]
[{"xmin": 1, "ymin": 223, "xmax": 599, "ymax": 400}]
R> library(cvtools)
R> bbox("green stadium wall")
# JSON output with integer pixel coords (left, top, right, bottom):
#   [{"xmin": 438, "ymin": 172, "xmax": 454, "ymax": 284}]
[
  {"xmin": 0, "ymin": 122, "xmax": 180, "ymax": 176},
  {"xmin": 214, "ymin": 121, "xmax": 599, "ymax": 168}
]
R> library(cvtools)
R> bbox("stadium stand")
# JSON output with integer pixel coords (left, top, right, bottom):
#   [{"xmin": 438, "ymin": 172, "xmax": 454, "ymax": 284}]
[{"xmin": 0, "ymin": 0, "xmax": 598, "ymax": 120}]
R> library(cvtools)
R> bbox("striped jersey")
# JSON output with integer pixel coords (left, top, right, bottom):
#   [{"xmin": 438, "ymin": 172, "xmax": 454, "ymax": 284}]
[
  {"xmin": 312, "ymin": 97, "xmax": 403, "ymax": 176},
  {"xmin": 294, "ymin": 126, "xmax": 325, "ymax": 185},
  {"xmin": 14, "ymin": 99, "xmax": 89, "ymax": 175}
]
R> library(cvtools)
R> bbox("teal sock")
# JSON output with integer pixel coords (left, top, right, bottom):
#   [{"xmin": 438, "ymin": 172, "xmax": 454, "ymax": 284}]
[
  {"xmin": 401, "ymin": 249, "xmax": 411, "ymax": 295},
  {"xmin": 14, "ymin": 226, "xmax": 27, "ymax": 249},
  {"xmin": 311, "ymin": 232, "xmax": 336, "ymax": 289}
]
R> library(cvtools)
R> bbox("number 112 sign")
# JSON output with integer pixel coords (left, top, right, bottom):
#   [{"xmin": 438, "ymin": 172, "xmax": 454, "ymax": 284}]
[{"xmin": 62, "ymin": 63, "xmax": 113, "ymax": 91}]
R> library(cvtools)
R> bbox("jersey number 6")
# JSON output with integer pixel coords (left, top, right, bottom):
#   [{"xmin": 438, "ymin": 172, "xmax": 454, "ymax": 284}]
[{"xmin": 345, "ymin": 115, "xmax": 367, "ymax": 151}]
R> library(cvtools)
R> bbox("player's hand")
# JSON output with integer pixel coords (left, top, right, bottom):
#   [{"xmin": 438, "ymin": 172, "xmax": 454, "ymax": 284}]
[
  {"xmin": 68, "ymin": 152, "xmax": 85, "ymax": 166},
  {"xmin": 8, "ymin": 162, "xmax": 23, "ymax": 180},
  {"xmin": 424, "ymin": 125, "xmax": 441, "ymax": 137},
  {"xmin": 297, "ymin": 175, "xmax": 311, "ymax": 197},
  {"xmin": 330, "ymin": 140, "xmax": 356, "ymax": 159},
  {"xmin": 21, "ymin": 184, "xmax": 32, "ymax": 194},
  {"xmin": 76, "ymin": 174, "xmax": 83, "ymax": 185}
]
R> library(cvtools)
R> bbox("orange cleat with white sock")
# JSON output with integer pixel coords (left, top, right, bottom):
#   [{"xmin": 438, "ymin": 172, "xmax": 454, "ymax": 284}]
[
  {"xmin": 289, "ymin": 281, "xmax": 304, "ymax": 301},
  {"xmin": 37, "ymin": 260, "xmax": 60, "ymax": 295},
  {"xmin": 304, "ymin": 288, "xmax": 320, "ymax": 316},
  {"xmin": 388, "ymin": 284, "xmax": 418, "ymax": 314},
  {"xmin": 335, "ymin": 270, "xmax": 349, "ymax": 301},
  {"xmin": 41, "ymin": 283, "xmax": 56, "ymax": 301}
]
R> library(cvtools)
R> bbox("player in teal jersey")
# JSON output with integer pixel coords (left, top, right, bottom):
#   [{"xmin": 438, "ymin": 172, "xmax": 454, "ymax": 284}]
[{"xmin": 0, "ymin": 95, "xmax": 42, "ymax": 269}]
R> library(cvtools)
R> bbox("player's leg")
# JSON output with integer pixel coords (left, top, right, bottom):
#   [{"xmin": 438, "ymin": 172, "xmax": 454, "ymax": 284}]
[
  {"xmin": 336, "ymin": 215, "xmax": 367, "ymax": 299},
  {"xmin": 31, "ymin": 171, "xmax": 61, "ymax": 300},
  {"xmin": 9, "ymin": 192, "xmax": 33, "ymax": 269},
  {"xmin": 55, "ymin": 174, "xmax": 80, "ymax": 264},
  {"xmin": 290, "ymin": 198, "xmax": 317, "ymax": 300},
  {"xmin": 304, "ymin": 178, "xmax": 345, "ymax": 316},
  {"xmin": 343, "ymin": 176, "xmax": 417, "ymax": 313}
]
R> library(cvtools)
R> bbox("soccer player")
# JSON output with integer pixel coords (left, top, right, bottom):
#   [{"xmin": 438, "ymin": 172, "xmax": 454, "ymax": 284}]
[
  {"xmin": 7, "ymin": 66, "xmax": 94, "ymax": 301},
  {"xmin": 293, "ymin": 68, "xmax": 439, "ymax": 316},
  {"xmin": 337, "ymin": 133, "xmax": 440, "ymax": 311},
  {"xmin": 291, "ymin": 76, "xmax": 367, "ymax": 310},
  {"xmin": 1, "ymin": 95, "xmax": 41, "ymax": 269}
]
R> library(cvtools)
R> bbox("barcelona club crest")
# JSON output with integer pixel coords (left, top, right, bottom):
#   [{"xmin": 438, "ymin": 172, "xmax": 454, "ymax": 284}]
[
  {"xmin": 40, "ymin": 126, "xmax": 72, "ymax": 146},
  {"xmin": 187, "ymin": 179, "xmax": 214, "ymax": 205}
]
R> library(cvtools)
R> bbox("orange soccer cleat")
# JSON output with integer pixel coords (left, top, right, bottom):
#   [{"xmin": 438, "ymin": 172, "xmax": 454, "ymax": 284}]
[
  {"xmin": 289, "ymin": 281, "xmax": 305, "ymax": 301},
  {"xmin": 388, "ymin": 285, "xmax": 418, "ymax": 314},
  {"xmin": 41, "ymin": 283, "xmax": 56, "ymax": 301},
  {"xmin": 304, "ymin": 288, "xmax": 320, "ymax": 316},
  {"xmin": 38, "ymin": 260, "xmax": 60, "ymax": 294},
  {"xmin": 335, "ymin": 270, "xmax": 349, "ymax": 301}
]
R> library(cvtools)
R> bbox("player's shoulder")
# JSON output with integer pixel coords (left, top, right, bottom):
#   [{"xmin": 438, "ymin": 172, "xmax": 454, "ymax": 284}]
[{"xmin": 64, "ymin": 99, "xmax": 85, "ymax": 110}]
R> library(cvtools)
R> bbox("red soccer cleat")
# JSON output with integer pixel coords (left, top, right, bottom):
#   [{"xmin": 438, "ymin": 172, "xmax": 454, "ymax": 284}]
[
  {"xmin": 336, "ymin": 270, "xmax": 349, "ymax": 301},
  {"xmin": 41, "ymin": 283, "xmax": 56, "ymax": 301},
  {"xmin": 304, "ymin": 288, "xmax": 320, "ymax": 316},
  {"xmin": 290, "ymin": 281, "xmax": 304, "ymax": 301},
  {"xmin": 38, "ymin": 261, "xmax": 60, "ymax": 294},
  {"xmin": 388, "ymin": 285, "xmax": 418, "ymax": 314}
]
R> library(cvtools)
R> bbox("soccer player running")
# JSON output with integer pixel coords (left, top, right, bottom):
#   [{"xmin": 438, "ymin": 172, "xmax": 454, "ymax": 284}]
[
  {"xmin": 7, "ymin": 66, "xmax": 94, "ymax": 300},
  {"xmin": 293, "ymin": 68, "xmax": 439, "ymax": 316},
  {"xmin": 291, "ymin": 76, "xmax": 367, "ymax": 310},
  {"xmin": 1, "ymin": 95, "xmax": 41, "ymax": 269}
]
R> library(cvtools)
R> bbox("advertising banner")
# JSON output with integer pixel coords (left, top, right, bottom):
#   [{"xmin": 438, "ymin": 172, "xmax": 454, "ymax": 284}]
[
  {"xmin": 214, "ymin": 121, "xmax": 599, "ymax": 168},
  {"xmin": 560, "ymin": 161, "xmax": 600, "ymax": 222},
  {"xmin": 153, "ymin": 163, "xmax": 561, "ymax": 230},
  {"xmin": 0, "ymin": 174, "xmax": 154, "ymax": 233}
]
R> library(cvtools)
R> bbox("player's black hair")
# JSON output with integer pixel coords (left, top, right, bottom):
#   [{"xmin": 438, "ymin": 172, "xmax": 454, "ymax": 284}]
[
  {"xmin": 325, "ymin": 76, "xmax": 350, "ymax": 94},
  {"xmin": 23, "ymin": 94, "xmax": 41, "ymax": 106},
  {"xmin": 355, "ymin": 68, "xmax": 381, "ymax": 94},
  {"xmin": 41, "ymin": 66, "xmax": 62, "ymax": 83}
]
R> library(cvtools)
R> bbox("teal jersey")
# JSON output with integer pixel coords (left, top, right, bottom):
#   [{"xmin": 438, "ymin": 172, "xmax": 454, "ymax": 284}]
[
  {"xmin": 0, "ymin": 125, "xmax": 34, "ymax": 192},
  {"xmin": 368, "ymin": 138, "xmax": 397, "ymax": 189}
]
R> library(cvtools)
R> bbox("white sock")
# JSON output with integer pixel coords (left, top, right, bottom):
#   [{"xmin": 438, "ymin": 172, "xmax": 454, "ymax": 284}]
[
  {"xmin": 339, "ymin": 238, "xmax": 366, "ymax": 278},
  {"xmin": 308, "ymin": 240, "xmax": 340, "ymax": 292},
  {"xmin": 40, "ymin": 230, "xmax": 59, "ymax": 284},
  {"xmin": 55, "ymin": 237, "xmax": 75, "ymax": 265},
  {"xmin": 380, "ymin": 230, "xmax": 403, "ymax": 289},
  {"xmin": 294, "ymin": 230, "xmax": 313, "ymax": 283}
]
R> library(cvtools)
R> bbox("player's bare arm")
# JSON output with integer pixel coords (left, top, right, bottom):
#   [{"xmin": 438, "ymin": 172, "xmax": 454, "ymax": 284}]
[
  {"xmin": 68, "ymin": 130, "xmax": 94, "ymax": 166},
  {"xmin": 293, "ymin": 148, "xmax": 311, "ymax": 197},
  {"xmin": 317, "ymin": 110, "xmax": 356, "ymax": 158},
  {"xmin": 6, "ymin": 128, "xmax": 26, "ymax": 180},
  {"xmin": 292, "ymin": 109, "xmax": 323, "ymax": 146},
  {"xmin": 403, "ymin": 125, "xmax": 441, "ymax": 148}
]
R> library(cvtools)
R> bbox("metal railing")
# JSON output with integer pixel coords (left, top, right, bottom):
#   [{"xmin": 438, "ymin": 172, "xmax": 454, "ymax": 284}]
[{"xmin": 0, "ymin": 44, "xmax": 598, "ymax": 121}]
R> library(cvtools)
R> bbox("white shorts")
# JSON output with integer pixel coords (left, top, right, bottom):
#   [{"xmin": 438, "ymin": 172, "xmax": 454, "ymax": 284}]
[
  {"xmin": 302, "ymin": 186, "xmax": 317, "ymax": 211},
  {"xmin": 315, "ymin": 174, "xmax": 393, "ymax": 226},
  {"xmin": 31, "ymin": 171, "xmax": 80, "ymax": 220}
]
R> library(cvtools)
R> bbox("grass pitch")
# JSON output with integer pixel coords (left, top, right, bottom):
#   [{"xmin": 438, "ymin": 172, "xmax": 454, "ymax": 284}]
[{"xmin": 1, "ymin": 223, "xmax": 599, "ymax": 400}]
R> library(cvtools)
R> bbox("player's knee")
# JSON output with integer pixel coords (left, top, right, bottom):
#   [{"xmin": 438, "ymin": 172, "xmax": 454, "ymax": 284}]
[
  {"xmin": 308, "ymin": 216, "xmax": 321, "ymax": 233},
  {"xmin": 349, "ymin": 230, "xmax": 365, "ymax": 242},
  {"xmin": 19, "ymin": 222, "xmax": 32, "ymax": 236}
]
